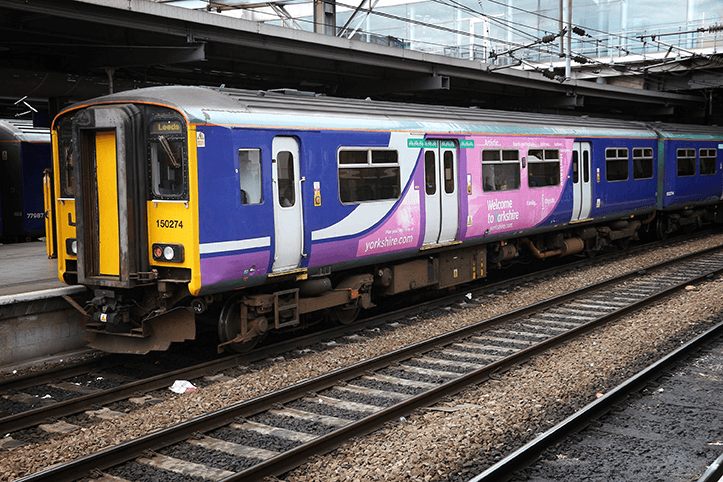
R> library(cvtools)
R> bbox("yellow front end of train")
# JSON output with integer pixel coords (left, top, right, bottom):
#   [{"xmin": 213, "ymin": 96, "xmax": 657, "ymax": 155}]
[{"xmin": 49, "ymin": 102, "xmax": 203, "ymax": 354}]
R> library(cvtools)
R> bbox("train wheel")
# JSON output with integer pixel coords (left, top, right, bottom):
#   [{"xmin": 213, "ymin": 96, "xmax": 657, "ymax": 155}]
[
  {"xmin": 584, "ymin": 238, "xmax": 601, "ymax": 258},
  {"xmin": 218, "ymin": 295, "xmax": 263, "ymax": 353},
  {"xmin": 330, "ymin": 305, "xmax": 360, "ymax": 325},
  {"xmin": 655, "ymin": 217, "xmax": 668, "ymax": 241}
]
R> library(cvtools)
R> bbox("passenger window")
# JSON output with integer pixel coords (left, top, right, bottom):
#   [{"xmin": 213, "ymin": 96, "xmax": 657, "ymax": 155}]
[
  {"xmin": 482, "ymin": 149, "xmax": 520, "ymax": 192},
  {"xmin": 338, "ymin": 148, "xmax": 400, "ymax": 203},
  {"xmin": 677, "ymin": 148, "xmax": 696, "ymax": 177},
  {"xmin": 424, "ymin": 151, "xmax": 436, "ymax": 195},
  {"xmin": 443, "ymin": 151, "xmax": 454, "ymax": 194},
  {"xmin": 572, "ymin": 150, "xmax": 579, "ymax": 184},
  {"xmin": 150, "ymin": 136, "xmax": 186, "ymax": 198},
  {"xmin": 527, "ymin": 149, "xmax": 560, "ymax": 188},
  {"xmin": 583, "ymin": 150, "xmax": 590, "ymax": 183},
  {"xmin": 605, "ymin": 148, "xmax": 629, "ymax": 182},
  {"xmin": 239, "ymin": 149, "xmax": 262, "ymax": 205},
  {"xmin": 277, "ymin": 151, "xmax": 295, "ymax": 207},
  {"xmin": 632, "ymin": 148, "xmax": 654, "ymax": 180},
  {"xmin": 700, "ymin": 148, "xmax": 717, "ymax": 176}
]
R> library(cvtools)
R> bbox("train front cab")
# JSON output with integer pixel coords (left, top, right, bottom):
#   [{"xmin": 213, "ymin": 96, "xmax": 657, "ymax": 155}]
[
  {"xmin": 657, "ymin": 135, "xmax": 723, "ymax": 238},
  {"xmin": 52, "ymin": 103, "xmax": 200, "ymax": 353}
]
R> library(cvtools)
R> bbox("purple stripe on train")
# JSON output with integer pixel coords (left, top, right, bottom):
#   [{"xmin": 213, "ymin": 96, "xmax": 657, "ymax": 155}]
[{"xmin": 201, "ymin": 250, "xmax": 271, "ymax": 285}]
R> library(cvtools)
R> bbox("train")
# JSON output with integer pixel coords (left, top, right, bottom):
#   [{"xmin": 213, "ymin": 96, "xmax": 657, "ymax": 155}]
[
  {"xmin": 46, "ymin": 85, "xmax": 723, "ymax": 354},
  {"xmin": 0, "ymin": 119, "xmax": 52, "ymax": 243}
]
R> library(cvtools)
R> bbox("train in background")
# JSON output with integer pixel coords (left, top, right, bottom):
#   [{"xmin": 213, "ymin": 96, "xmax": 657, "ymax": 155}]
[
  {"xmin": 46, "ymin": 86, "xmax": 723, "ymax": 354},
  {"xmin": 0, "ymin": 119, "xmax": 52, "ymax": 244}
]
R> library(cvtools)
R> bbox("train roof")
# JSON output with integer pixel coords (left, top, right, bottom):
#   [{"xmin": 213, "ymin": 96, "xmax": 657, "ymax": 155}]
[
  {"xmin": 57, "ymin": 86, "xmax": 723, "ymax": 141},
  {"xmin": 643, "ymin": 121, "xmax": 723, "ymax": 141},
  {"xmin": 0, "ymin": 119, "xmax": 50, "ymax": 143}
]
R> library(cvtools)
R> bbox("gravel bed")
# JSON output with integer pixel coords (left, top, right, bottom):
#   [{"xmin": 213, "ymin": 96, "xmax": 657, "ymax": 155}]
[
  {"xmin": 109, "ymin": 461, "xmax": 207, "ymax": 482},
  {"xmin": 321, "ymin": 388, "xmax": 399, "ymax": 408},
  {"xmin": 2, "ymin": 235, "xmax": 722, "ymax": 482},
  {"xmin": 248, "ymin": 412, "xmax": 338, "ymax": 436},
  {"xmin": 285, "ymin": 399, "xmax": 369, "ymax": 421},
  {"xmin": 208, "ymin": 426, "xmax": 303, "ymax": 452},
  {"xmin": 349, "ymin": 377, "xmax": 426, "ymax": 395},
  {"xmin": 402, "ymin": 358, "xmax": 473, "ymax": 374},
  {"xmin": 381, "ymin": 367, "xmax": 458, "ymax": 384},
  {"xmin": 66, "ymin": 374, "xmax": 126, "ymax": 391},
  {"xmin": 20, "ymin": 385, "xmax": 78, "ymax": 403},
  {"xmin": 160, "ymin": 441, "xmax": 261, "ymax": 472},
  {"xmin": 287, "ymin": 280, "xmax": 723, "ymax": 481},
  {"xmin": 0, "ymin": 396, "xmax": 34, "ymax": 415},
  {"xmin": 100, "ymin": 363, "xmax": 167, "ymax": 379}
]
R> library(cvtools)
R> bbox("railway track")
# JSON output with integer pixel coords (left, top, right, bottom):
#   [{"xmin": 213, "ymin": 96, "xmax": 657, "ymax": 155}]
[
  {"xmin": 470, "ymin": 320, "xmax": 723, "ymax": 482},
  {"xmin": 0, "ymin": 234, "xmax": 705, "ymax": 445},
  {"xmin": 14, "ymin": 243, "xmax": 723, "ymax": 482}
]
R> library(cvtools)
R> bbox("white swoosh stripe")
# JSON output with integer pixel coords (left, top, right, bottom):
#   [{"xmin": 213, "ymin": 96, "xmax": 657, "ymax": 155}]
[{"xmin": 200, "ymin": 237, "xmax": 271, "ymax": 255}]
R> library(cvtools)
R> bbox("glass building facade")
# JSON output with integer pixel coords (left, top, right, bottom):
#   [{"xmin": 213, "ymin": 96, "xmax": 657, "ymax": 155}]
[{"xmin": 169, "ymin": 0, "xmax": 723, "ymax": 68}]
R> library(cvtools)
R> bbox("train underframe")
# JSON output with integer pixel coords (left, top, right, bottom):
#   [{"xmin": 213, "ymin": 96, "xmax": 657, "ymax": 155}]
[{"xmin": 79, "ymin": 203, "xmax": 723, "ymax": 354}]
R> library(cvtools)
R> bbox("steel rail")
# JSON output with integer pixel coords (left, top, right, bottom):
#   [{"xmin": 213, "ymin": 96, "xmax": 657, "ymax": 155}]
[
  {"xmin": 0, "ymin": 354, "xmax": 246, "ymax": 434},
  {"xmin": 14, "ymin": 244, "xmax": 723, "ymax": 482},
  {"xmin": 0, "ymin": 356, "xmax": 118, "ymax": 393},
  {"xmin": 0, "ymin": 232, "xmax": 685, "ymax": 434},
  {"xmin": 469, "ymin": 321, "xmax": 723, "ymax": 482}
]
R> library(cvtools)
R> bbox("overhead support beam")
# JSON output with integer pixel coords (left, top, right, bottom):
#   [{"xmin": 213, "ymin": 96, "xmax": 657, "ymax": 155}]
[
  {"xmin": 59, "ymin": 44, "xmax": 206, "ymax": 70},
  {"xmin": 0, "ymin": 0, "xmax": 708, "ymax": 112},
  {"xmin": 340, "ymin": 75, "xmax": 450, "ymax": 96}
]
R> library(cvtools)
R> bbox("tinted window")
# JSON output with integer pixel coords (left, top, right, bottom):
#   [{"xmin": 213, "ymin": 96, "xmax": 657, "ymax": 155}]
[
  {"xmin": 482, "ymin": 149, "xmax": 520, "ymax": 192},
  {"xmin": 527, "ymin": 149, "xmax": 560, "ymax": 187},
  {"xmin": 632, "ymin": 147, "xmax": 654, "ymax": 179},
  {"xmin": 150, "ymin": 136, "xmax": 186, "ymax": 198},
  {"xmin": 277, "ymin": 151, "xmax": 295, "ymax": 207},
  {"xmin": 443, "ymin": 151, "xmax": 455, "ymax": 194},
  {"xmin": 425, "ymin": 151, "xmax": 436, "ymax": 195},
  {"xmin": 606, "ymin": 147, "xmax": 628, "ymax": 182},
  {"xmin": 700, "ymin": 148, "xmax": 717, "ymax": 176},
  {"xmin": 57, "ymin": 118, "xmax": 74, "ymax": 197},
  {"xmin": 677, "ymin": 148, "xmax": 696, "ymax": 177},
  {"xmin": 239, "ymin": 149, "xmax": 262, "ymax": 205},
  {"xmin": 338, "ymin": 149, "xmax": 400, "ymax": 204}
]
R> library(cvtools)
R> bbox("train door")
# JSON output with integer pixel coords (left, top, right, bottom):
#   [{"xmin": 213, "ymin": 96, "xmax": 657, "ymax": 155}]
[
  {"xmin": 422, "ymin": 140, "xmax": 459, "ymax": 246},
  {"xmin": 271, "ymin": 136, "xmax": 304, "ymax": 272},
  {"xmin": 74, "ymin": 104, "xmax": 148, "ymax": 288},
  {"xmin": 571, "ymin": 141, "xmax": 592, "ymax": 221}
]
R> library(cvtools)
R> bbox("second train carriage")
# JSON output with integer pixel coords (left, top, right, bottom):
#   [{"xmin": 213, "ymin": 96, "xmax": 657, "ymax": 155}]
[
  {"xmin": 47, "ymin": 86, "xmax": 723, "ymax": 354},
  {"xmin": 0, "ymin": 119, "xmax": 51, "ymax": 242}
]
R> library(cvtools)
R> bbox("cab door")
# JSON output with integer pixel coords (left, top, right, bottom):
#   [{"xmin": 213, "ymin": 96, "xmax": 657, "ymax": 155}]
[
  {"xmin": 271, "ymin": 136, "xmax": 304, "ymax": 272},
  {"xmin": 571, "ymin": 141, "xmax": 592, "ymax": 221},
  {"xmin": 422, "ymin": 140, "xmax": 459, "ymax": 246}
]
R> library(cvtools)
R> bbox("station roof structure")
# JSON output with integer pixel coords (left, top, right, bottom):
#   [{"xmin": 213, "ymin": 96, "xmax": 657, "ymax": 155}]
[{"xmin": 0, "ymin": 0, "xmax": 721, "ymax": 123}]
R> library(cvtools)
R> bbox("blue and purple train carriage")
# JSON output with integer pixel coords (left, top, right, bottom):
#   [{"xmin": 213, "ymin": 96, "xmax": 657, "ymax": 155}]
[
  {"xmin": 47, "ymin": 86, "xmax": 723, "ymax": 353},
  {"xmin": 0, "ymin": 119, "xmax": 51, "ymax": 243}
]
